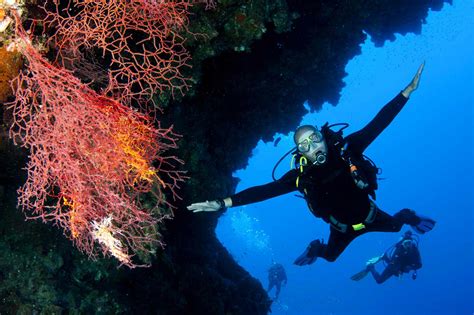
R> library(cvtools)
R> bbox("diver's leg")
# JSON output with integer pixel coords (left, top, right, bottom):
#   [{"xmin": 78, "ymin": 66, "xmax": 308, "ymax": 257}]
[
  {"xmin": 321, "ymin": 228, "xmax": 358, "ymax": 262},
  {"xmin": 368, "ymin": 264, "xmax": 397, "ymax": 284},
  {"xmin": 394, "ymin": 208, "xmax": 436, "ymax": 233},
  {"xmin": 368, "ymin": 208, "xmax": 435, "ymax": 234},
  {"xmin": 367, "ymin": 202, "xmax": 435, "ymax": 234},
  {"xmin": 275, "ymin": 283, "xmax": 281, "ymax": 299},
  {"xmin": 365, "ymin": 209, "xmax": 404, "ymax": 233},
  {"xmin": 295, "ymin": 228, "xmax": 361, "ymax": 265}
]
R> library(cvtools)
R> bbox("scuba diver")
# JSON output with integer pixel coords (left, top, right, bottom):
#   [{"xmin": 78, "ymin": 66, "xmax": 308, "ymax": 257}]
[
  {"xmin": 187, "ymin": 62, "xmax": 435, "ymax": 266},
  {"xmin": 351, "ymin": 230, "xmax": 422, "ymax": 283},
  {"xmin": 267, "ymin": 263, "xmax": 287, "ymax": 299}
]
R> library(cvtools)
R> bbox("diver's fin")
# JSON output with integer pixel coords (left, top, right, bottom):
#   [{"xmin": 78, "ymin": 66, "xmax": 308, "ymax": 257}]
[
  {"xmin": 350, "ymin": 268, "xmax": 369, "ymax": 281},
  {"xmin": 294, "ymin": 246, "xmax": 317, "ymax": 266},
  {"xmin": 294, "ymin": 239, "xmax": 323, "ymax": 266},
  {"xmin": 411, "ymin": 215, "xmax": 436, "ymax": 234}
]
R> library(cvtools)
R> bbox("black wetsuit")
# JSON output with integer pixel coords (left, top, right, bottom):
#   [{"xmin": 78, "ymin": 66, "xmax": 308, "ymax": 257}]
[
  {"xmin": 369, "ymin": 240, "xmax": 422, "ymax": 284},
  {"xmin": 230, "ymin": 92, "xmax": 420, "ymax": 262},
  {"xmin": 267, "ymin": 264, "xmax": 287, "ymax": 298}
]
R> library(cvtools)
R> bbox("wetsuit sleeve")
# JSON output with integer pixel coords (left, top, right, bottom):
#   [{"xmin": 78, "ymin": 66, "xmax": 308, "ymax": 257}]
[
  {"xmin": 344, "ymin": 92, "xmax": 409, "ymax": 154},
  {"xmin": 230, "ymin": 170, "xmax": 298, "ymax": 207}
]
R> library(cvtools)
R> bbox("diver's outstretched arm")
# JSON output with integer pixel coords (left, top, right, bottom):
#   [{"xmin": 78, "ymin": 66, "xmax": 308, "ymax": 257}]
[
  {"xmin": 344, "ymin": 62, "xmax": 425, "ymax": 154},
  {"xmin": 187, "ymin": 170, "xmax": 297, "ymax": 213},
  {"xmin": 366, "ymin": 254, "xmax": 384, "ymax": 266}
]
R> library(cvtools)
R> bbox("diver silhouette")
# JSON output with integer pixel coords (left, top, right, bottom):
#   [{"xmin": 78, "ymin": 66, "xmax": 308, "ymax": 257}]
[{"xmin": 267, "ymin": 262, "xmax": 287, "ymax": 299}]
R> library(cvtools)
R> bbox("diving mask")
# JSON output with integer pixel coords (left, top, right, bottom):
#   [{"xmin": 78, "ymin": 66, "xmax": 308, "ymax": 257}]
[{"xmin": 297, "ymin": 131, "xmax": 324, "ymax": 153}]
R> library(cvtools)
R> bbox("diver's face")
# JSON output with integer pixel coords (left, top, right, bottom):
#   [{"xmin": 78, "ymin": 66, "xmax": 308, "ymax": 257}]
[{"xmin": 296, "ymin": 129, "xmax": 328, "ymax": 165}]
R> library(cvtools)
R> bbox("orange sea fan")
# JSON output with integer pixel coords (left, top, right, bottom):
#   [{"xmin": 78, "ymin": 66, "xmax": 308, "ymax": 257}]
[{"xmin": 8, "ymin": 12, "xmax": 186, "ymax": 267}]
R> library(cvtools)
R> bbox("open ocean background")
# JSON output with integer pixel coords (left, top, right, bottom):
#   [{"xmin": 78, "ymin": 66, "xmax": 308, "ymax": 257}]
[{"xmin": 217, "ymin": 1, "xmax": 473, "ymax": 314}]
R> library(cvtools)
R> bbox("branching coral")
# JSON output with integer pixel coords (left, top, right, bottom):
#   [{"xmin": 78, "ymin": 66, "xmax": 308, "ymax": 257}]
[
  {"xmin": 42, "ymin": 0, "xmax": 195, "ymax": 108},
  {"xmin": 6, "ymin": 9, "xmax": 187, "ymax": 267}
]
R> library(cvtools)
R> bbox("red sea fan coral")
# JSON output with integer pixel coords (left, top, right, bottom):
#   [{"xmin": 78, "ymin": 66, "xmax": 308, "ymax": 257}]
[
  {"xmin": 42, "ymin": 0, "xmax": 194, "ymax": 108},
  {"xmin": 8, "ymin": 14, "xmax": 186, "ymax": 267}
]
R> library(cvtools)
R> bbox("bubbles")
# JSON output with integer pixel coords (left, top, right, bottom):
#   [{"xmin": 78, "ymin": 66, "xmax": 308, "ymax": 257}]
[{"xmin": 230, "ymin": 209, "xmax": 272, "ymax": 253}]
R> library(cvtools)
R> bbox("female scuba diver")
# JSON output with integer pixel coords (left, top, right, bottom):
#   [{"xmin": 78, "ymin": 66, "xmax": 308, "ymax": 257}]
[{"xmin": 187, "ymin": 62, "xmax": 435, "ymax": 266}]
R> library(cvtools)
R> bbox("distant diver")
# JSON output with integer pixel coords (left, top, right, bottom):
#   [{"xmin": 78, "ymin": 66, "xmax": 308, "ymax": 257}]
[
  {"xmin": 187, "ymin": 62, "xmax": 435, "ymax": 267},
  {"xmin": 351, "ymin": 230, "xmax": 422, "ymax": 283},
  {"xmin": 267, "ymin": 262, "xmax": 287, "ymax": 299}
]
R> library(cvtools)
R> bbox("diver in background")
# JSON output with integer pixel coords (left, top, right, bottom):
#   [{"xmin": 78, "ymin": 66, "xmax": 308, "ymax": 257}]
[
  {"xmin": 351, "ymin": 230, "xmax": 422, "ymax": 283},
  {"xmin": 267, "ymin": 262, "xmax": 287, "ymax": 299},
  {"xmin": 187, "ymin": 63, "xmax": 435, "ymax": 266}
]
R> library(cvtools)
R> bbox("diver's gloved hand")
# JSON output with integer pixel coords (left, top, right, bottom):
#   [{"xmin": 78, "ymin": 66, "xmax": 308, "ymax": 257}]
[
  {"xmin": 294, "ymin": 239, "xmax": 324, "ymax": 266},
  {"xmin": 366, "ymin": 255, "xmax": 383, "ymax": 266},
  {"xmin": 187, "ymin": 199, "xmax": 228, "ymax": 213},
  {"xmin": 402, "ymin": 62, "xmax": 425, "ymax": 98}
]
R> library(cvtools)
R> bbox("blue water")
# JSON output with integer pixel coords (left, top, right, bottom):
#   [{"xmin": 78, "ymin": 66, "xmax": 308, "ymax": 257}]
[{"xmin": 217, "ymin": 1, "xmax": 473, "ymax": 314}]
